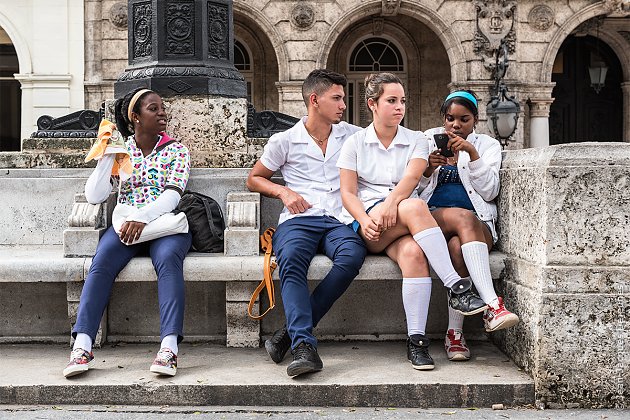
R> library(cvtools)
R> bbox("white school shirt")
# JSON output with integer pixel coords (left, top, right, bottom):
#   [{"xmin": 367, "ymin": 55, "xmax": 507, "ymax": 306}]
[
  {"xmin": 419, "ymin": 127, "xmax": 502, "ymax": 242},
  {"xmin": 259, "ymin": 117, "xmax": 362, "ymax": 226},
  {"xmin": 336, "ymin": 123, "xmax": 430, "ymax": 225}
]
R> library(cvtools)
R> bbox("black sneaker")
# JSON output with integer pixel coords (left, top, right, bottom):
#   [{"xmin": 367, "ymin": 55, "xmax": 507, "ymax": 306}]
[
  {"xmin": 286, "ymin": 342, "xmax": 323, "ymax": 377},
  {"xmin": 265, "ymin": 326, "xmax": 291, "ymax": 364},
  {"xmin": 447, "ymin": 279, "xmax": 488, "ymax": 315},
  {"xmin": 407, "ymin": 335, "xmax": 434, "ymax": 370}
]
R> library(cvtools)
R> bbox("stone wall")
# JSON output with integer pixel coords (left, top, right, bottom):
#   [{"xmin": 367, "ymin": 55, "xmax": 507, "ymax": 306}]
[{"xmin": 496, "ymin": 143, "xmax": 630, "ymax": 408}]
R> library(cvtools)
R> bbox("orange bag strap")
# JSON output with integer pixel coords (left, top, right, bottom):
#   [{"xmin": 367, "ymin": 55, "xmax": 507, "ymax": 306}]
[{"xmin": 248, "ymin": 228, "xmax": 277, "ymax": 320}]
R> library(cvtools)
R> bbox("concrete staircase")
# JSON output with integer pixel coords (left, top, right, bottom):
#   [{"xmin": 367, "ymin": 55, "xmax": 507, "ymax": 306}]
[{"xmin": 0, "ymin": 341, "xmax": 534, "ymax": 407}]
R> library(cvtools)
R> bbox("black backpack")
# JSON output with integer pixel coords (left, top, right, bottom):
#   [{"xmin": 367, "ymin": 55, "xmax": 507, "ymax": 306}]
[{"xmin": 175, "ymin": 191, "xmax": 225, "ymax": 252}]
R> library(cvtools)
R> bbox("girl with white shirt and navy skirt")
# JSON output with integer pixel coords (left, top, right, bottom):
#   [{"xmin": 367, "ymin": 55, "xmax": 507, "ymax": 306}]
[
  {"xmin": 420, "ymin": 90, "xmax": 519, "ymax": 362},
  {"xmin": 337, "ymin": 73, "xmax": 487, "ymax": 370}
]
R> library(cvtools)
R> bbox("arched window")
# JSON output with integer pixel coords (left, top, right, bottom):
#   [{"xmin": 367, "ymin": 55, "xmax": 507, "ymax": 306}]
[
  {"xmin": 349, "ymin": 37, "xmax": 404, "ymax": 72},
  {"xmin": 347, "ymin": 36, "xmax": 406, "ymax": 126},
  {"xmin": 0, "ymin": 26, "xmax": 20, "ymax": 151},
  {"xmin": 234, "ymin": 39, "xmax": 253, "ymax": 104}
]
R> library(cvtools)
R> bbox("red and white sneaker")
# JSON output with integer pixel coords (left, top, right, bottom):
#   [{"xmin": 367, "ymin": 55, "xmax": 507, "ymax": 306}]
[
  {"xmin": 150, "ymin": 348, "xmax": 178, "ymax": 376},
  {"xmin": 444, "ymin": 329, "xmax": 470, "ymax": 361},
  {"xmin": 483, "ymin": 297, "xmax": 520, "ymax": 332},
  {"xmin": 63, "ymin": 348, "xmax": 95, "ymax": 378}
]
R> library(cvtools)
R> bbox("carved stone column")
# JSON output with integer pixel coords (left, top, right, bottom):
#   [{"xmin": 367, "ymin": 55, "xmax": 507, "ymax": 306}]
[
  {"xmin": 622, "ymin": 82, "xmax": 630, "ymax": 142},
  {"xmin": 528, "ymin": 98, "xmax": 555, "ymax": 148},
  {"xmin": 275, "ymin": 81, "xmax": 305, "ymax": 118},
  {"xmin": 115, "ymin": 0, "xmax": 246, "ymax": 98}
]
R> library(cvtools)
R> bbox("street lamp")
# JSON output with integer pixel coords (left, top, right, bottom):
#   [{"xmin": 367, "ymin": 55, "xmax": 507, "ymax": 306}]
[{"xmin": 486, "ymin": 39, "xmax": 520, "ymax": 147}]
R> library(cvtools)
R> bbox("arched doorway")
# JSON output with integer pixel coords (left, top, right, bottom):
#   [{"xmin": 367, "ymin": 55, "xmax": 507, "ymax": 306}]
[
  {"xmin": 234, "ymin": 15, "xmax": 280, "ymax": 112},
  {"xmin": 346, "ymin": 36, "xmax": 406, "ymax": 127},
  {"xmin": 549, "ymin": 35, "xmax": 623, "ymax": 144},
  {"xmin": 0, "ymin": 26, "xmax": 20, "ymax": 151},
  {"xmin": 234, "ymin": 39, "xmax": 254, "ymax": 104},
  {"xmin": 327, "ymin": 15, "xmax": 450, "ymax": 130}
]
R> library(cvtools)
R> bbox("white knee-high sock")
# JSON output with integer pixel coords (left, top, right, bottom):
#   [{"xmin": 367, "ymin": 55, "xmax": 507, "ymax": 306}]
[
  {"xmin": 73, "ymin": 333, "xmax": 92, "ymax": 353},
  {"xmin": 412, "ymin": 227, "xmax": 461, "ymax": 288},
  {"xmin": 161, "ymin": 334, "xmax": 179, "ymax": 355},
  {"xmin": 446, "ymin": 277, "xmax": 469, "ymax": 331},
  {"xmin": 461, "ymin": 241, "xmax": 498, "ymax": 306},
  {"xmin": 402, "ymin": 277, "xmax": 432, "ymax": 336}
]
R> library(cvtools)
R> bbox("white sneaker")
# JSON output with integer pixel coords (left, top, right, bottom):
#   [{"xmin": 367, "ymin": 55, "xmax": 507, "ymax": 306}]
[{"xmin": 483, "ymin": 297, "xmax": 520, "ymax": 332}]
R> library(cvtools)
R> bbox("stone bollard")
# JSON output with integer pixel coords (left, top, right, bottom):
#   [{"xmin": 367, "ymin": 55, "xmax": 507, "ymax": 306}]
[
  {"xmin": 63, "ymin": 192, "xmax": 116, "ymax": 257},
  {"xmin": 224, "ymin": 191, "xmax": 261, "ymax": 347},
  {"xmin": 496, "ymin": 142, "xmax": 630, "ymax": 408}
]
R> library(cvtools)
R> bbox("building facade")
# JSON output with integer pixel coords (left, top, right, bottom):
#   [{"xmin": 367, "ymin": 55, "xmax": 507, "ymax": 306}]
[{"xmin": 1, "ymin": 0, "xmax": 629, "ymax": 152}]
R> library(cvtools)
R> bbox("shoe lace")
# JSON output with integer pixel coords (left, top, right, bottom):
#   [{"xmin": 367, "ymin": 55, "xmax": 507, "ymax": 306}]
[
  {"xmin": 409, "ymin": 341, "xmax": 429, "ymax": 358},
  {"xmin": 156, "ymin": 348, "xmax": 175, "ymax": 362},
  {"xmin": 270, "ymin": 327, "xmax": 288, "ymax": 345},
  {"xmin": 293, "ymin": 343, "xmax": 313, "ymax": 359},
  {"xmin": 70, "ymin": 348, "xmax": 88, "ymax": 359},
  {"xmin": 448, "ymin": 330, "xmax": 463, "ymax": 345}
]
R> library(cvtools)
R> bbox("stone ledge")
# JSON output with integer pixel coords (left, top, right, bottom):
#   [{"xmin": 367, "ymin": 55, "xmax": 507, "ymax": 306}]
[{"xmin": 0, "ymin": 342, "xmax": 534, "ymax": 407}]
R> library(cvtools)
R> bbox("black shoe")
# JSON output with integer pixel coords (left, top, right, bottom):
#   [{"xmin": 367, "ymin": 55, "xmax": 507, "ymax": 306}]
[
  {"xmin": 407, "ymin": 335, "xmax": 434, "ymax": 370},
  {"xmin": 265, "ymin": 326, "xmax": 291, "ymax": 364},
  {"xmin": 286, "ymin": 342, "xmax": 323, "ymax": 377},
  {"xmin": 447, "ymin": 279, "xmax": 488, "ymax": 315}
]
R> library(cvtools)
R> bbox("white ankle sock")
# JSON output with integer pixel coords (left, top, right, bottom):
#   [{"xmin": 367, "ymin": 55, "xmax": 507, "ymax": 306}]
[
  {"xmin": 461, "ymin": 241, "xmax": 498, "ymax": 305},
  {"xmin": 446, "ymin": 277, "xmax": 469, "ymax": 331},
  {"xmin": 402, "ymin": 277, "xmax": 432, "ymax": 336},
  {"xmin": 73, "ymin": 333, "xmax": 92, "ymax": 353},
  {"xmin": 412, "ymin": 227, "xmax": 461, "ymax": 288},
  {"xmin": 161, "ymin": 334, "xmax": 178, "ymax": 355}
]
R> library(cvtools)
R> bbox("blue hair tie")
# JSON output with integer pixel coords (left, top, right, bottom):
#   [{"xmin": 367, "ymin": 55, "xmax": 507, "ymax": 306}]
[{"xmin": 445, "ymin": 91, "xmax": 478, "ymax": 109}]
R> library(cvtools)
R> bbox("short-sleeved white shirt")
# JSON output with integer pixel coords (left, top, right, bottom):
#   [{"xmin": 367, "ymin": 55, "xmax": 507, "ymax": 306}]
[
  {"xmin": 336, "ymin": 123, "xmax": 430, "ymax": 225},
  {"xmin": 259, "ymin": 117, "xmax": 361, "ymax": 226}
]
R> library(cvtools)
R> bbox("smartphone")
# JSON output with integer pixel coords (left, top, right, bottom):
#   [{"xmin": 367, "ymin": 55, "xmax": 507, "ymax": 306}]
[{"xmin": 433, "ymin": 133, "xmax": 453, "ymax": 157}]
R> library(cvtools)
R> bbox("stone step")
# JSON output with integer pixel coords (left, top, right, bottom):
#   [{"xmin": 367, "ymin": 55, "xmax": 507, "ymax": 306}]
[{"xmin": 0, "ymin": 342, "xmax": 534, "ymax": 407}]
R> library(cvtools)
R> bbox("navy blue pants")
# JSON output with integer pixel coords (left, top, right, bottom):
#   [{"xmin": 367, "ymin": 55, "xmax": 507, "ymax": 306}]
[
  {"xmin": 72, "ymin": 226, "xmax": 192, "ymax": 344},
  {"xmin": 272, "ymin": 216, "xmax": 367, "ymax": 349}
]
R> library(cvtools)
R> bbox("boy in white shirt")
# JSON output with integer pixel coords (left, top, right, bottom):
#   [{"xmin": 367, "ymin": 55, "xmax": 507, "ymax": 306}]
[{"xmin": 246, "ymin": 69, "xmax": 367, "ymax": 377}]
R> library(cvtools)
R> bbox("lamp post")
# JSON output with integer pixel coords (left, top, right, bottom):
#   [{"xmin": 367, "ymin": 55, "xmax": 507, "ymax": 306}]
[{"xmin": 486, "ymin": 39, "xmax": 520, "ymax": 147}]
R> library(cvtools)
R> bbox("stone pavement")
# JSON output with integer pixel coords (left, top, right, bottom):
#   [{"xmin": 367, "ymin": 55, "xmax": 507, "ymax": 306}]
[
  {"xmin": 0, "ymin": 406, "xmax": 628, "ymax": 419},
  {"xmin": 0, "ymin": 341, "xmax": 533, "ymax": 408}
]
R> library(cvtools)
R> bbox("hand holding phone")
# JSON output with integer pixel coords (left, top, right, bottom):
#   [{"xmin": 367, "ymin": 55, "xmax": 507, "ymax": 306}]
[{"xmin": 433, "ymin": 133, "xmax": 453, "ymax": 157}]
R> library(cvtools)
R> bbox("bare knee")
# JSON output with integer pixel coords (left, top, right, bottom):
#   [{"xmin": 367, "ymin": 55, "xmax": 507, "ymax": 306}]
[
  {"xmin": 398, "ymin": 198, "xmax": 429, "ymax": 218},
  {"xmin": 398, "ymin": 241, "xmax": 428, "ymax": 271}
]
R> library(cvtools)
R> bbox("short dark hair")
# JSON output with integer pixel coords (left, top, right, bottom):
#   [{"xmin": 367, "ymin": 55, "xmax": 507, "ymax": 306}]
[
  {"xmin": 440, "ymin": 90, "xmax": 479, "ymax": 118},
  {"xmin": 302, "ymin": 69, "xmax": 347, "ymax": 106}
]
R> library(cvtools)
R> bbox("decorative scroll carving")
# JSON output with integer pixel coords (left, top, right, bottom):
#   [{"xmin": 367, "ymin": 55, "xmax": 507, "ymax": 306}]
[
  {"xmin": 117, "ymin": 66, "xmax": 244, "ymax": 82},
  {"xmin": 573, "ymin": 16, "xmax": 605, "ymax": 36},
  {"xmin": 247, "ymin": 103, "xmax": 299, "ymax": 138},
  {"xmin": 291, "ymin": 3, "xmax": 315, "ymax": 29},
  {"xmin": 474, "ymin": 0, "xmax": 517, "ymax": 71},
  {"xmin": 166, "ymin": 1, "xmax": 194, "ymax": 55},
  {"xmin": 132, "ymin": 1, "xmax": 153, "ymax": 59},
  {"xmin": 109, "ymin": 2, "xmax": 128, "ymax": 29},
  {"xmin": 603, "ymin": 0, "xmax": 630, "ymax": 17},
  {"xmin": 372, "ymin": 18, "xmax": 384, "ymax": 35},
  {"xmin": 619, "ymin": 31, "xmax": 630, "ymax": 45},
  {"xmin": 529, "ymin": 4, "xmax": 555, "ymax": 32},
  {"xmin": 31, "ymin": 108, "xmax": 104, "ymax": 138},
  {"xmin": 381, "ymin": 0, "xmax": 401, "ymax": 16},
  {"xmin": 208, "ymin": 2, "xmax": 229, "ymax": 60},
  {"xmin": 68, "ymin": 194, "xmax": 105, "ymax": 228}
]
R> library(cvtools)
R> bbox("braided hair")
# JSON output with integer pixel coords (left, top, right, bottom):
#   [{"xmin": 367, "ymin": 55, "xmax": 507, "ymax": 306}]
[{"xmin": 113, "ymin": 88, "xmax": 152, "ymax": 138}]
